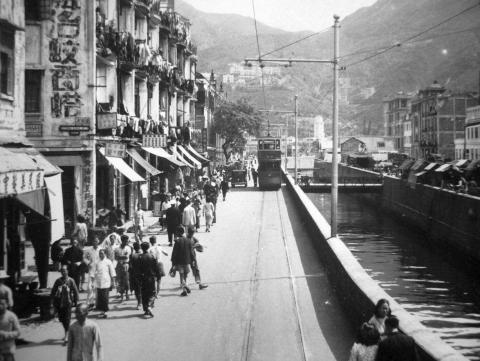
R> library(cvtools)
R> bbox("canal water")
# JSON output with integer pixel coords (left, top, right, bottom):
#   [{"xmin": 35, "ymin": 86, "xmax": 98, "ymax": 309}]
[{"xmin": 308, "ymin": 193, "xmax": 480, "ymax": 360}]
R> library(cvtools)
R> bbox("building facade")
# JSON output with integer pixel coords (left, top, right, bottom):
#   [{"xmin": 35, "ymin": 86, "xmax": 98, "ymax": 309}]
[
  {"xmin": 23, "ymin": 0, "xmax": 217, "ymax": 229},
  {"xmin": 410, "ymin": 81, "xmax": 477, "ymax": 160},
  {"xmin": 383, "ymin": 92, "xmax": 410, "ymax": 153},
  {"xmin": 465, "ymin": 105, "xmax": 480, "ymax": 161}
]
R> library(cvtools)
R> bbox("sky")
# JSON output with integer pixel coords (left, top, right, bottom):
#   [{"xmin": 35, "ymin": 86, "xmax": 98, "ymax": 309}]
[{"xmin": 182, "ymin": 0, "xmax": 378, "ymax": 32}]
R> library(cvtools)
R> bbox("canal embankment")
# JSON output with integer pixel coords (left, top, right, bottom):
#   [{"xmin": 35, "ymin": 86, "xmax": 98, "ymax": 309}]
[{"xmin": 283, "ymin": 172, "xmax": 469, "ymax": 361}]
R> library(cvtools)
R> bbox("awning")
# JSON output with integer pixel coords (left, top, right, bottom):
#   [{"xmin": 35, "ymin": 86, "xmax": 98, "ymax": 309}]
[
  {"xmin": 424, "ymin": 163, "xmax": 438, "ymax": 171},
  {"xmin": 0, "ymin": 147, "xmax": 45, "ymax": 197},
  {"xmin": 142, "ymin": 147, "xmax": 185, "ymax": 167},
  {"xmin": 44, "ymin": 174, "xmax": 65, "ymax": 242},
  {"xmin": 410, "ymin": 159, "xmax": 427, "ymax": 171},
  {"xmin": 435, "ymin": 163, "xmax": 451, "ymax": 173},
  {"xmin": 170, "ymin": 148, "xmax": 194, "ymax": 168},
  {"xmin": 455, "ymin": 159, "xmax": 470, "ymax": 168},
  {"xmin": 177, "ymin": 145, "xmax": 202, "ymax": 169},
  {"xmin": 98, "ymin": 148, "xmax": 145, "ymax": 182},
  {"xmin": 186, "ymin": 144, "xmax": 209, "ymax": 164},
  {"xmin": 8, "ymin": 148, "xmax": 62, "ymax": 176},
  {"xmin": 415, "ymin": 171, "xmax": 427, "ymax": 177},
  {"xmin": 126, "ymin": 148, "xmax": 162, "ymax": 176},
  {"xmin": 399, "ymin": 159, "xmax": 415, "ymax": 171}
]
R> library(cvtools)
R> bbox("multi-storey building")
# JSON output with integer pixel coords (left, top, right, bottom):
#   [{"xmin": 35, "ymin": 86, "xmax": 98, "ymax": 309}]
[
  {"xmin": 222, "ymin": 62, "xmax": 281, "ymax": 89},
  {"xmin": 24, "ymin": 0, "xmax": 213, "ymax": 227},
  {"xmin": 410, "ymin": 82, "xmax": 477, "ymax": 160},
  {"xmin": 1, "ymin": 0, "xmax": 63, "ymax": 287},
  {"xmin": 383, "ymin": 92, "xmax": 410, "ymax": 153},
  {"xmin": 464, "ymin": 105, "xmax": 480, "ymax": 161}
]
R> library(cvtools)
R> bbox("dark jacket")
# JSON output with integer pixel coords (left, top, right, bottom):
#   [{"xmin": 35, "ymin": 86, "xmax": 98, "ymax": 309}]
[
  {"xmin": 171, "ymin": 236, "xmax": 193, "ymax": 266},
  {"xmin": 61, "ymin": 246, "xmax": 83, "ymax": 265},
  {"xmin": 165, "ymin": 206, "xmax": 182, "ymax": 228},
  {"xmin": 376, "ymin": 332, "xmax": 419, "ymax": 361},
  {"xmin": 138, "ymin": 253, "xmax": 160, "ymax": 279}
]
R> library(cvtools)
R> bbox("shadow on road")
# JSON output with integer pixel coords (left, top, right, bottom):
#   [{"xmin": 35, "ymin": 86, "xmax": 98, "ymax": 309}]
[{"xmin": 280, "ymin": 187, "xmax": 355, "ymax": 361}]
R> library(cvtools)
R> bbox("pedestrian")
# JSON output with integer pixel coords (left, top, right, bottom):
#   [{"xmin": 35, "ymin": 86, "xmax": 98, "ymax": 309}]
[
  {"xmin": 171, "ymin": 226, "xmax": 193, "ymax": 296},
  {"xmin": 72, "ymin": 215, "xmax": 88, "ymax": 248},
  {"xmin": 203, "ymin": 179, "xmax": 219, "ymax": 223},
  {"xmin": 182, "ymin": 199, "xmax": 196, "ymax": 230},
  {"xmin": 376, "ymin": 316, "xmax": 420, "ymax": 361},
  {"xmin": 186, "ymin": 227, "xmax": 208, "ymax": 290},
  {"xmin": 138, "ymin": 242, "xmax": 160, "ymax": 317},
  {"xmin": 129, "ymin": 242, "xmax": 142, "ymax": 310},
  {"xmin": 94, "ymin": 249, "xmax": 116, "ymax": 318},
  {"xmin": 51, "ymin": 239, "xmax": 64, "ymax": 272},
  {"xmin": 83, "ymin": 236, "xmax": 101, "ymax": 310},
  {"xmin": 148, "ymin": 236, "xmax": 167, "ymax": 297},
  {"xmin": 0, "ymin": 298, "xmax": 20, "ymax": 361},
  {"xmin": 133, "ymin": 204, "xmax": 144, "ymax": 242},
  {"xmin": 220, "ymin": 177, "xmax": 229, "ymax": 201},
  {"xmin": 203, "ymin": 200, "xmax": 214, "ymax": 232},
  {"xmin": 369, "ymin": 299, "xmax": 391, "ymax": 338},
  {"xmin": 51, "ymin": 265, "xmax": 79, "ymax": 344},
  {"xmin": 252, "ymin": 168, "xmax": 258, "ymax": 187},
  {"xmin": 347, "ymin": 323, "xmax": 380, "ymax": 361},
  {"xmin": 165, "ymin": 200, "xmax": 182, "ymax": 247},
  {"xmin": 114, "ymin": 235, "xmax": 132, "ymax": 302},
  {"xmin": 67, "ymin": 303, "xmax": 103, "ymax": 361},
  {"xmin": 62, "ymin": 238, "xmax": 84, "ymax": 290},
  {"xmin": 159, "ymin": 194, "xmax": 170, "ymax": 231},
  {"xmin": 192, "ymin": 194, "xmax": 203, "ymax": 231},
  {"xmin": 0, "ymin": 271, "xmax": 13, "ymax": 309}
]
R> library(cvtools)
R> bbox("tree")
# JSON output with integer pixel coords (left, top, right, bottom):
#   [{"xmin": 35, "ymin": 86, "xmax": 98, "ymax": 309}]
[{"xmin": 212, "ymin": 100, "xmax": 263, "ymax": 162}]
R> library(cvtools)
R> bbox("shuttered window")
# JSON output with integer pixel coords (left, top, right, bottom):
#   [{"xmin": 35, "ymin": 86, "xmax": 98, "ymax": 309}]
[
  {"xmin": 25, "ymin": 70, "xmax": 43, "ymax": 113},
  {"xmin": 0, "ymin": 27, "xmax": 14, "ymax": 97}
]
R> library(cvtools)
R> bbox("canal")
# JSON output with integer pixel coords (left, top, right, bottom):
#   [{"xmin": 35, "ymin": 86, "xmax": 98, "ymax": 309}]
[{"xmin": 307, "ymin": 193, "xmax": 480, "ymax": 360}]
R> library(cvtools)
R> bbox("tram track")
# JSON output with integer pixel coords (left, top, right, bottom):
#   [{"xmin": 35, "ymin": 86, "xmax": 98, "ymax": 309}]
[{"xmin": 240, "ymin": 189, "xmax": 309, "ymax": 361}]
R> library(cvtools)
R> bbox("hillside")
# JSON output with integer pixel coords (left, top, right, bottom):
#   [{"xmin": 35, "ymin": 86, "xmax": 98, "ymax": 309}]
[{"xmin": 177, "ymin": 0, "xmax": 480, "ymax": 135}]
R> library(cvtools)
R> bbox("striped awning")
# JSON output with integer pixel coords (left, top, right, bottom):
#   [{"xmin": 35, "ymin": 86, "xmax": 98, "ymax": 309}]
[
  {"xmin": 177, "ymin": 145, "xmax": 202, "ymax": 169},
  {"xmin": 99, "ymin": 148, "xmax": 145, "ymax": 182},
  {"xmin": 142, "ymin": 147, "xmax": 185, "ymax": 167},
  {"xmin": 127, "ymin": 148, "xmax": 162, "ymax": 176}
]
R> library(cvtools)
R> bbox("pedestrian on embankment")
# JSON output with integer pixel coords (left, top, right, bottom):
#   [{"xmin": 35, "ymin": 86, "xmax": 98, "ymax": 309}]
[
  {"xmin": 203, "ymin": 199, "xmax": 214, "ymax": 232},
  {"xmin": 94, "ymin": 249, "xmax": 115, "ymax": 319},
  {"xmin": 138, "ymin": 242, "xmax": 160, "ymax": 317},
  {"xmin": 83, "ymin": 236, "xmax": 101, "ymax": 310},
  {"xmin": 129, "ymin": 242, "xmax": 143, "ymax": 310},
  {"xmin": 165, "ymin": 200, "xmax": 182, "ymax": 247},
  {"xmin": 347, "ymin": 322, "xmax": 380, "ymax": 361},
  {"xmin": 220, "ymin": 177, "xmax": 229, "ymax": 201},
  {"xmin": 114, "ymin": 235, "xmax": 132, "ymax": 302},
  {"xmin": 148, "ymin": 236, "xmax": 167, "ymax": 297},
  {"xmin": 62, "ymin": 238, "xmax": 84, "ymax": 290},
  {"xmin": 67, "ymin": 303, "xmax": 102, "ymax": 361},
  {"xmin": 51, "ymin": 265, "xmax": 79, "ymax": 344},
  {"xmin": 368, "ymin": 299, "xmax": 391, "ymax": 338},
  {"xmin": 182, "ymin": 199, "xmax": 197, "ymax": 230},
  {"xmin": 376, "ymin": 316, "xmax": 419, "ymax": 361},
  {"xmin": 186, "ymin": 227, "xmax": 207, "ymax": 290},
  {"xmin": 171, "ymin": 226, "xmax": 192, "ymax": 297},
  {"xmin": 0, "ymin": 298, "xmax": 20, "ymax": 360}
]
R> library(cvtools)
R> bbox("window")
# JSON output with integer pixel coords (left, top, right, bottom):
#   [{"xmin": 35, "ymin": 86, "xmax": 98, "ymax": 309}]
[
  {"xmin": 134, "ymin": 81, "xmax": 140, "ymax": 117},
  {"xmin": 25, "ymin": 0, "xmax": 41, "ymax": 21},
  {"xmin": 476, "ymin": 127, "xmax": 479, "ymax": 139},
  {"xmin": 25, "ymin": 70, "xmax": 42, "ymax": 113},
  {"xmin": 0, "ymin": 27, "xmax": 14, "ymax": 97},
  {"xmin": 147, "ymin": 83, "xmax": 153, "ymax": 116},
  {"xmin": 377, "ymin": 142, "xmax": 385, "ymax": 148}
]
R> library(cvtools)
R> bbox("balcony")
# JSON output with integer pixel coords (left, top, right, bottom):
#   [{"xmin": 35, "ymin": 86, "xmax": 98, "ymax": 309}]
[{"xmin": 134, "ymin": 0, "xmax": 151, "ymax": 18}]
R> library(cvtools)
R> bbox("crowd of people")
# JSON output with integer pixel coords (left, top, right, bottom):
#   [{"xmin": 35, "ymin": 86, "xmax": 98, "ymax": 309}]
[
  {"xmin": 42, "ymin": 172, "xmax": 237, "ymax": 357},
  {"xmin": 348, "ymin": 299, "xmax": 419, "ymax": 361}
]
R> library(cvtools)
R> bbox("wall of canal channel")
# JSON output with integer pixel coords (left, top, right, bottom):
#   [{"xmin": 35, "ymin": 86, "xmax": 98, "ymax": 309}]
[
  {"xmin": 312, "ymin": 162, "xmax": 480, "ymax": 267},
  {"xmin": 283, "ymin": 172, "xmax": 469, "ymax": 361}
]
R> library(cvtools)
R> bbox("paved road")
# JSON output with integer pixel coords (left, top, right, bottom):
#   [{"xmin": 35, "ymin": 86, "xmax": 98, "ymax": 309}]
[{"xmin": 18, "ymin": 187, "xmax": 354, "ymax": 361}]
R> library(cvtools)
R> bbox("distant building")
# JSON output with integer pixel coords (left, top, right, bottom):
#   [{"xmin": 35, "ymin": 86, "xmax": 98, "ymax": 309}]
[
  {"xmin": 360, "ymin": 87, "xmax": 376, "ymax": 99},
  {"xmin": 223, "ymin": 62, "xmax": 281, "ymax": 89},
  {"xmin": 383, "ymin": 92, "xmax": 411, "ymax": 153},
  {"xmin": 313, "ymin": 116, "xmax": 325, "ymax": 141},
  {"xmin": 410, "ymin": 81, "xmax": 477, "ymax": 160},
  {"xmin": 464, "ymin": 105, "xmax": 480, "ymax": 160}
]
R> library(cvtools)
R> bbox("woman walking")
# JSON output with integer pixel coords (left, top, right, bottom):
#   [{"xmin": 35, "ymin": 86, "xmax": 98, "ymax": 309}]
[
  {"xmin": 94, "ymin": 249, "xmax": 116, "ymax": 318},
  {"xmin": 203, "ymin": 200, "xmax": 215, "ymax": 232},
  {"xmin": 51, "ymin": 265, "xmax": 79, "ymax": 344}
]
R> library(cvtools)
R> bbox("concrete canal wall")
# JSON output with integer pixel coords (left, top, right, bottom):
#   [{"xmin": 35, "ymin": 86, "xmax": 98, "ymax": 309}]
[
  {"xmin": 313, "ymin": 162, "xmax": 381, "ymax": 183},
  {"xmin": 283, "ymin": 172, "xmax": 468, "ymax": 361},
  {"xmin": 382, "ymin": 176, "xmax": 480, "ymax": 266}
]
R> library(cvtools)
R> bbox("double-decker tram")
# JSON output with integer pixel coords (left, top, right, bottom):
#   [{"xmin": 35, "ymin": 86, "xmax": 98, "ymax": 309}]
[{"xmin": 257, "ymin": 137, "xmax": 282, "ymax": 190}]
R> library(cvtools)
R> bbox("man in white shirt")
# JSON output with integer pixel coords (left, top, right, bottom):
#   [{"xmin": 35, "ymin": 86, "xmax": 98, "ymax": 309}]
[
  {"xmin": 148, "ymin": 236, "xmax": 167, "ymax": 296},
  {"xmin": 83, "ymin": 237, "xmax": 101, "ymax": 309},
  {"xmin": 94, "ymin": 250, "xmax": 116, "ymax": 318},
  {"xmin": 182, "ymin": 199, "xmax": 196, "ymax": 229}
]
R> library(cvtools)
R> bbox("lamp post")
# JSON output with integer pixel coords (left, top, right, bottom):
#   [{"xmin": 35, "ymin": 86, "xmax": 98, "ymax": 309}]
[{"xmin": 245, "ymin": 15, "xmax": 341, "ymax": 237}]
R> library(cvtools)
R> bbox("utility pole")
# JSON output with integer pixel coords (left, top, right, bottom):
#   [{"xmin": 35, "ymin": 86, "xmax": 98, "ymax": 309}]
[
  {"xmin": 245, "ymin": 15, "xmax": 340, "ymax": 233},
  {"xmin": 332, "ymin": 15, "xmax": 340, "ymax": 237},
  {"xmin": 294, "ymin": 95, "xmax": 298, "ymax": 184}
]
